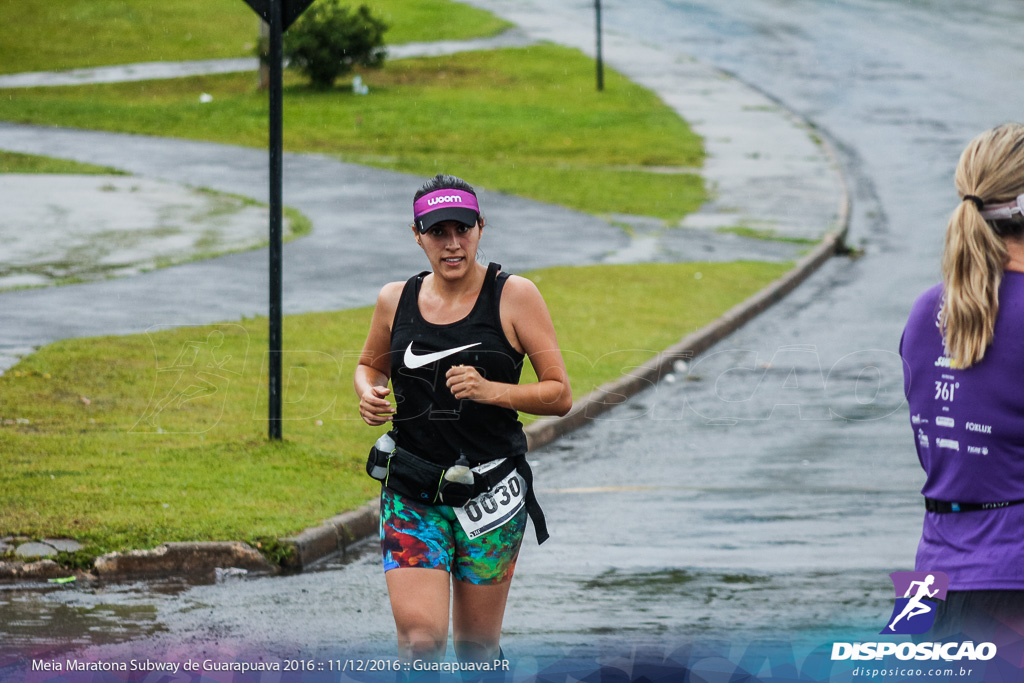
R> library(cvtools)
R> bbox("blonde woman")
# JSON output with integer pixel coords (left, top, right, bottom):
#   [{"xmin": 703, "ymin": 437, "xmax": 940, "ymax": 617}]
[{"xmin": 900, "ymin": 123, "xmax": 1024, "ymax": 636}]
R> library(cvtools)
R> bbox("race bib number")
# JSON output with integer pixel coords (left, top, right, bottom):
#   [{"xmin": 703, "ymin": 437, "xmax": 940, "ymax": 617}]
[{"xmin": 454, "ymin": 459, "xmax": 527, "ymax": 539}]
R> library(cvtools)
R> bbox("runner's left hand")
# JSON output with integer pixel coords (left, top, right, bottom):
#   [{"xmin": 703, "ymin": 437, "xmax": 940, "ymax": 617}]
[{"xmin": 446, "ymin": 365, "xmax": 493, "ymax": 402}]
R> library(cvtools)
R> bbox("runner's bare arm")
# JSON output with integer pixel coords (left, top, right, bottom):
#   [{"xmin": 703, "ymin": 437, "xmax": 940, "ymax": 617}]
[
  {"xmin": 446, "ymin": 275, "xmax": 571, "ymax": 416},
  {"xmin": 354, "ymin": 282, "xmax": 403, "ymax": 426}
]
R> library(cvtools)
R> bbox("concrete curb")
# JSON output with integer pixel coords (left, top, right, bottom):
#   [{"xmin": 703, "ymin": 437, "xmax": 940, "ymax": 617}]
[
  {"xmin": 278, "ymin": 503, "xmax": 380, "ymax": 571},
  {"xmin": 0, "ymin": 559, "xmax": 94, "ymax": 582},
  {"xmin": 0, "ymin": 542, "xmax": 275, "ymax": 583},
  {"xmin": 92, "ymin": 541, "xmax": 276, "ymax": 580}
]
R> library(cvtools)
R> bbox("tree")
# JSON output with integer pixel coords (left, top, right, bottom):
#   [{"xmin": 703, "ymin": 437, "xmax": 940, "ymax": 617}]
[{"xmin": 282, "ymin": 1, "xmax": 388, "ymax": 89}]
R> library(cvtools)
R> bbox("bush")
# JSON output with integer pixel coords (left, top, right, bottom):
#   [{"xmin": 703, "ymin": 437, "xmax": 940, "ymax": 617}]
[{"xmin": 282, "ymin": 1, "xmax": 388, "ymax": 89}]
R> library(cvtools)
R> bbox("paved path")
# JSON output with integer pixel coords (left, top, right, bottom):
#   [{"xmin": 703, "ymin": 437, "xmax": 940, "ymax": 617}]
[
  {"xmin": 0, "ymin": 29, "xmax": 538, "ymax": 89},
  {"xmin": 0, "ymin": 174, "xmax": 282, "ymax": 291},
  {"xmin": 0, "ymin": 28, "xmax": 842, "ymax": 373}
]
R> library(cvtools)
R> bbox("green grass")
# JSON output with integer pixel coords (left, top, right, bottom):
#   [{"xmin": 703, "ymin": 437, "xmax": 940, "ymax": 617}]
[
  {"xmin": 0, "ymin": 150, "xmax": 126, "ymax": 175},
  {"xmin": 0, "ymin": 261, "xmax": 788, "ymax": 555},
  {"xmin": 369, "ymin": 0, "xmax": 511, "ymax": 44},
  {"xmin": 0, "ymin": 0, "xmax": 511, "ymax": 74},
  {"xmin": 0, "ymin": 45, "xmax": 705, "ymax": 221}
]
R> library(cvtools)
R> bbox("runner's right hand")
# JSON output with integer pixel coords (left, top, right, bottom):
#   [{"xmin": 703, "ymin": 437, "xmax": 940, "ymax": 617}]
[{"xmin": 359, "ymin": 385, "xmax": 395, "ymax": 426}]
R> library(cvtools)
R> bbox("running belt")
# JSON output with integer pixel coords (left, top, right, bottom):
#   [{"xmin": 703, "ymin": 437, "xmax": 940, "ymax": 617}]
[{"xmin": 925, "ymin": 497, "xmax": 1024, "ymax": 513}]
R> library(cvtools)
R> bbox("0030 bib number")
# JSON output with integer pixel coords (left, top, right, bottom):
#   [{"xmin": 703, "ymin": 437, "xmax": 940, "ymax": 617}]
[{"xmin": 454, "ymin": 460, "xmax": 526, "ymax": 539}]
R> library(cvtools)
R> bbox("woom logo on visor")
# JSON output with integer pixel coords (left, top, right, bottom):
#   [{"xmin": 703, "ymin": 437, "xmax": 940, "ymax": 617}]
[
  {"xmin": 413, "ymin": 189, "xmax": 481, "ymax": 233},
  {"xmin": 426, "ymin": 195, "xmax": 463, "ymax": 206}
]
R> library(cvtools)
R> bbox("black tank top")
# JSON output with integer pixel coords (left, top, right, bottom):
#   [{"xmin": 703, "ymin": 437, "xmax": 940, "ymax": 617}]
[{"xmin": 390, "ymin": 262, "xmax": 527, "ymax": 466}]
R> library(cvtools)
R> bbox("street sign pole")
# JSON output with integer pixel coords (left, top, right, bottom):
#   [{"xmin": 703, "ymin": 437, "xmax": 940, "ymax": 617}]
[
  {"xmin": 268, "ymin": 0, "xmax": 283, "ymax": 440},
  {"xmin": 240, "ymin": 0, "xmax": 315, "ymax": 440},
  {"xmin": 595, "ymin": 0, "xmax": 604, "ymax": 91}
]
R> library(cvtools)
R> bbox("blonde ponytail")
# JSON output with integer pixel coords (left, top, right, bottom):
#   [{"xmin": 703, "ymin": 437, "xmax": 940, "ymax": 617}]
[{"xmin": 941, "ymin": 123, "xmax": 1024, "ymax": 367}]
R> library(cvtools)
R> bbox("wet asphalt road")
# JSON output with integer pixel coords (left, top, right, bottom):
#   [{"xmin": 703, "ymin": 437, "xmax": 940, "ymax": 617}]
[{"xmin": 5, "ymin": 0, "xmax": 1024, "ymax": 673}]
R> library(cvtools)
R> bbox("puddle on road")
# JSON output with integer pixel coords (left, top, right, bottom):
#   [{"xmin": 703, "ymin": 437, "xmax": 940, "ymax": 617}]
[
  {"xmin": 0, "ymin": 538, "xmax": 378, "ymax": 664},
  {"xmin": 0, "ymin": 583, "xmax": 170, "ymax": 662},
  {"xmin": 581, "ymin": 568, "xmax": 775, "ymax": 614},
  {"xmin": 0, "ymin": 175, "xmax": 288, "ymax": 292},
  {"xmin": 516, "ymin": 567, "xmax": 896, "ymax": 642}
]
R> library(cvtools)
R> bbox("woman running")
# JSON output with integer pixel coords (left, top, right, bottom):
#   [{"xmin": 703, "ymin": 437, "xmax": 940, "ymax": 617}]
[
  {"xmin": 900, "ymin": 123, "xmax": 1024, "ymax": 637},
  {"xmin": 354, "ymin": 173, "xmax": 572, "ymax": 664}
]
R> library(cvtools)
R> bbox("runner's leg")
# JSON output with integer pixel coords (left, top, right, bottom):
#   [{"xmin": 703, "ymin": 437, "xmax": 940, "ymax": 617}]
[
  {"xmin": 452, "ymin": 578, "xmax": 513, "ymax": 663},
  {"xmin": 449, "ymin": 507, "xmax": 526, "ymax": 663},
  {"xmin": 380, "ymin": 488, "xmax": 458, "ymax": 661},
  {"xmin": 387, "ymin": 568, "xmax": 451, "ymax": 661}
]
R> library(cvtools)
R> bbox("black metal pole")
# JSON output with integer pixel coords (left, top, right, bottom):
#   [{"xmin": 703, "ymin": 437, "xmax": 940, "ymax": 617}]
[
  {"xmin": 268, "ymin": 0, "xmax": 283, "ymax": 439},
  {"xmin": 595, "ymin": 0, "xmax": 604, "ymax": 91}
]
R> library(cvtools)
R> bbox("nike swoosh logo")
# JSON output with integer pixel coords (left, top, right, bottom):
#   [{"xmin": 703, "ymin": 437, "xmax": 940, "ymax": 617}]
[{"xmin": 404, "ymin": 342, "xmax": 481, "ymax": 369}]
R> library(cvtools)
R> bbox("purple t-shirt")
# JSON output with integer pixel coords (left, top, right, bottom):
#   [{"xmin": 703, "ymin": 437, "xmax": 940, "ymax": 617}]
[{"xmin": 900, "ymin": 271, "xmax": 1024, "ymax": 590}]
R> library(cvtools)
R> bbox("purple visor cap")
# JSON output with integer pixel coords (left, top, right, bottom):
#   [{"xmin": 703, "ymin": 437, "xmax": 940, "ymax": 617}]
[{"xmin": 413, "ymin": 189, "xmax": 480, "ymax": 233}]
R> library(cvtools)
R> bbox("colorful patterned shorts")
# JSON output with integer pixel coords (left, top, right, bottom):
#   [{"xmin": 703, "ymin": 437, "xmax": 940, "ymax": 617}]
[{"xmin": 380, "ymin": 486, "xmax": 527, "ymax": 585}]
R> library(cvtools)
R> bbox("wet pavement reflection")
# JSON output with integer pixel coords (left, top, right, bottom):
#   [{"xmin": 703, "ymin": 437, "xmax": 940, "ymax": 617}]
[{"xmin": 0, "ymin": 581, "xmax": 170, "ymax": 662}]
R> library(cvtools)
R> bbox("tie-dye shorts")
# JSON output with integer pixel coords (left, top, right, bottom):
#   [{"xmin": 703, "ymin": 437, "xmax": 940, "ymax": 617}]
[{"xmin": 380, "ymin": 486, "xmax": 527, "ymax": 585}]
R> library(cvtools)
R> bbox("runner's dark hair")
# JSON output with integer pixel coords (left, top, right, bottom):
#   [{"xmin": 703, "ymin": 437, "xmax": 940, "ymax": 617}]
[{"xmin": 414, "ymin": 173, "xmax": 477, "ymax": 201}]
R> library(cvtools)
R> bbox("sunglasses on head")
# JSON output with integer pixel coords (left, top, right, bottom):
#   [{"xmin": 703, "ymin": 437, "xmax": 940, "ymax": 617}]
[{"xmin": 981, "ymin": 194, "xmax": 1024, "ymax": 221}]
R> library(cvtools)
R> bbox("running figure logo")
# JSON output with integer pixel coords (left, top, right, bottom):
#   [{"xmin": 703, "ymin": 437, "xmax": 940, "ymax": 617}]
[
  {"xmin": 881, "ymin": 571, "xmax": 948, "ymax": 635},
  {"xmin": 133, "ymin": 324, "xmax": 248, "ymax": 433}
]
